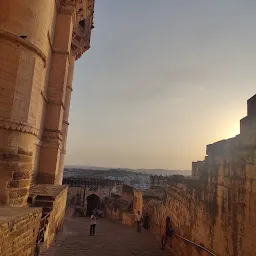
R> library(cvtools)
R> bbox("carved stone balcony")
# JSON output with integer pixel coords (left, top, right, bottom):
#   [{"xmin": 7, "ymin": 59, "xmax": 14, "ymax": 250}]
[{"xmin": 72, "ymin": 16, "xmax": 93, "ymax": 59}]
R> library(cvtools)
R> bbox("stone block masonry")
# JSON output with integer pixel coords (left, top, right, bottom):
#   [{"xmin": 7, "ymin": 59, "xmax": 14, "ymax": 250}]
[
  {"xmin": 0, "ymin": 0, "xmax": 95, "ymax": 255},
  {"xmin": 28, "ymin": 184, "xmax": 68, "ymax": 253},
  {"xmin": 144, "ymin": 95, "xmax": 256, "ymax": 256},
  {"xmin": 0, "ymin": 207, "xmax": 42, "ymax": 256},
  {"xmin": 0, "ymin": 149, "xmax": 33, "ymax": 206},
  {"xmin": 0, "ymin": 0, "xmax": 95, "ymax": 206}
]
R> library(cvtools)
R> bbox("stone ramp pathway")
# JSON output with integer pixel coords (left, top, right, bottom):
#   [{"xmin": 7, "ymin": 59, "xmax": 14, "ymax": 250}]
[{"xmin": 42, "ymin": 216, "xmax": 170, "ymax": 256}]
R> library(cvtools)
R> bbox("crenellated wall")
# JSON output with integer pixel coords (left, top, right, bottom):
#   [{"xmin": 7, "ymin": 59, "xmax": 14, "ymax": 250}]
[{"xmin": 145, "ymin": 95, "xmax": 256, "ymax": 256}]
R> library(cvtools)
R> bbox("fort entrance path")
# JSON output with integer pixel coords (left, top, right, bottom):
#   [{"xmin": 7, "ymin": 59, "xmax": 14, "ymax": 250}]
[{"xmin": 42, "ymin": 214, "xmax": 169, "ymax": 256}]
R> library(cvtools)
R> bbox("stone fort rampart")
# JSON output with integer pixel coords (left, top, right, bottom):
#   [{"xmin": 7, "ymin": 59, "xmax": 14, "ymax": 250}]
[{"xmin": 145, "ymin": 95, "xmax": 256, "ymax": 256}]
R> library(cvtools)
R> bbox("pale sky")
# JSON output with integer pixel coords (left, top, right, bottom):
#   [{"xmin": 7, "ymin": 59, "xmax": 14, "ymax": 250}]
[{"xmin": 65, "ymin": 0, "xmax": 256, "ymax": 170}]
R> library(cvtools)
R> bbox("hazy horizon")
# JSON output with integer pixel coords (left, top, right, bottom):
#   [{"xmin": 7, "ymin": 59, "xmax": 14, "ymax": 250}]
[
  {"xmin": 65, "ymin": 1, "xmax": 256, "ymax": 169},
  {"xmin": 64, "ymin": 164, "xmax": 191, "ymax": 171}
]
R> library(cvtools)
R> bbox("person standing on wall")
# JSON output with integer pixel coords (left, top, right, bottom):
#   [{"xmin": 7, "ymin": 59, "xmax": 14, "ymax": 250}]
[
  {"xmin": 90, "ymin": 214, "xmax": 97, "ymax": 236},
  {"xmin": 135, "ymin": 211, "xmax": 142, "ymax": 232},
  {"xmin": 161, "ymin": 216, "xmax": 174, "ymax": 250}
]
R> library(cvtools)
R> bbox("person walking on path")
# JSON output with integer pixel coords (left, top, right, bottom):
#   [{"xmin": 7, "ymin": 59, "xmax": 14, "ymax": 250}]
[
  {"xmin": 90, "ymin": 214, "xmax": 97, "ymax": 236},
  {"xmin": 143, "ymin": 212, "xmax": 150, "ymax": 231},
  {"xmin": 161, "ymin": 216, "xmax": 174, "ymax": 250},
  {"xmin": 135, "ymin": 211, "xmax": 142, "ymax": 232}
]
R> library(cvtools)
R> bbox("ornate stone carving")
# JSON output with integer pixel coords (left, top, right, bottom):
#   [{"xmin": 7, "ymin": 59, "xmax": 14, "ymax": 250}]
[
  {"xmin": 57, "ymin": 1, "xmax": 94, "ymax": 58},
  {"xmin": 0, "ymin": 118, "xmax": 39, "ymax": 136},
  {"xmin": 72, "ymin": 17, "xmax": 92, "ymax": 59},
  {"xmin": 71, "ymin": 0, "xmax": 95, "ymax": 59}
]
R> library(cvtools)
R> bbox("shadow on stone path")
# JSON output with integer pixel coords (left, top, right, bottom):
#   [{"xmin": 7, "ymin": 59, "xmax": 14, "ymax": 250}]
[{"xmin": 42, "ymin": 215, "xmax": 170, "ymax": 256}]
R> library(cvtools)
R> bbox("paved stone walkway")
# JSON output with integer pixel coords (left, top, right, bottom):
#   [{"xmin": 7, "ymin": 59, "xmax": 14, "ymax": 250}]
[{"xmin": 42, "ymin": 216, "xmax": 170, "ymax": 256}]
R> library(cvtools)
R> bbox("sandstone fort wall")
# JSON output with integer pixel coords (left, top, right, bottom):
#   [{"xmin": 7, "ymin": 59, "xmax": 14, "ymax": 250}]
[
  {"xmin": 42, "ymin": 186, "xmax": 68, "ymax": 251},
  {"xmin": 146, "ymin": 96, "xmax": 256, "ymax": 256},
  {"xmin": 0, "ymin": 207, "xmax": 42, "ymax": 256},
  {"xmin": 146, "ymin": 144, "xmax": 256, "ymax": 256},
  {"xmin": 0, "ymin": 0, "xmax": 95, "ymax": 207}
]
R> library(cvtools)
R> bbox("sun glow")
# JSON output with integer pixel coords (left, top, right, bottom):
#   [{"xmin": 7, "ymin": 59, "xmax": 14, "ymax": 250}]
[{"xmin": 221, "ymin": 122, "xmax": 240, "ymax": 139}]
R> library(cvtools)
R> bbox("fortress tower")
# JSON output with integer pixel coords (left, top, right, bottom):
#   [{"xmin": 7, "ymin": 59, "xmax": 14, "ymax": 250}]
[{"xmin": 0, "ymin": 0, "xmax": 94, "ymax": 206}]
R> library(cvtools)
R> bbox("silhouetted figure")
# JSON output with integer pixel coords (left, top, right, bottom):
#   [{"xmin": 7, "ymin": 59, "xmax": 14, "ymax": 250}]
[
  {"xmin": 143, "ymin": 213, "xmax": 150, "ymax": 231},
  {"xmin": 90, "ymin": 215, "xmax": 97, "ymax": 236},
  {"xmin": 161, "ymin": 216, "xmax": 174, "ymax": 250},
  {"xmin": 135, "ymin": 211, "xmax": 142, "ymax": 232}
]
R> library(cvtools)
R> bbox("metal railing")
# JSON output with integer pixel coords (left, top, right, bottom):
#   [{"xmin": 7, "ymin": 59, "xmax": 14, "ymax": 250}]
[
  {"xmin": 150, "ymin": 221, "xmax": 217, "ymax": 256},
  {"xmin": 175, "ymin": 233, "xmax": 217, "ymax": 256},
  {"xmin": 34, "ymin": 213, "xmax": 50, "ymax": 256},
  {"xmin": 37, "ymin": 213, "xmax": 50, "ymax": 244}
]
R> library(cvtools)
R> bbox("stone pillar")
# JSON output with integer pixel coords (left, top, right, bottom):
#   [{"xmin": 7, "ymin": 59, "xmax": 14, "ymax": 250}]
[
  {"xmin": 56, "ymin": 56, "xmax": 75, "ymax": 185},
  {"xmin": 0, "ymin": 1, "xmax": 54, "ymax": 206},
  {"xmin": 36, "ymin": 8, "xmax": 74, "ymax": 184}
]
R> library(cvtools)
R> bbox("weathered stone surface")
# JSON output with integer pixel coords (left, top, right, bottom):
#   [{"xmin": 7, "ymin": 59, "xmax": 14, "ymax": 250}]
[
  {"xmin": 0, "ymin": 207, "xmax": 42, "ymax": 256},
  {"xmin": 0, "ymin": 1, "xmax": 94, "ymax": 255},
  {"xmin": 145, "ymin": 96, "xmax": 256, "ymax": 256},
  {"xmin": 0, "ymin": 0, "xmax": 95, "ymax": 207},
  {"xmin": 29, "ymin": 184, "xmax": 68, "ymax": 253}
]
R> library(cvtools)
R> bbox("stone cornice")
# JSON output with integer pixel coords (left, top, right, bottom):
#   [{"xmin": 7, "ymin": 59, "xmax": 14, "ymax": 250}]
[
  {"xmin": 41, "ymin": 129, "xmax": 63, "ymax": 144},
  {"xmin": 47, "ymin": 100, "xmax": 65, "ymax": 109},
  {"xmin": 0, "ymin": 118, "xmax": 39, "ymax": 136},
  {"xmin": 52, "ymin": 48, "xmax": 70, "ymax": 63},
  {"xmin": 58, "ymin": 1, "xmax": 77, "ymax": 25},
  {"xmin": 0, "ymin": 29, "xmax": 46, "ymax": 67},
  {"xmin": 52, "ymin": 48, "xmax": 69, "ymax": 56}
]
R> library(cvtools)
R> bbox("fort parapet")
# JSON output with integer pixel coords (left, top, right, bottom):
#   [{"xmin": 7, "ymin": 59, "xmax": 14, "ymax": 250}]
[{"xmin": 63, "ymin": 177, "xmax": 123, "ymax": 187}]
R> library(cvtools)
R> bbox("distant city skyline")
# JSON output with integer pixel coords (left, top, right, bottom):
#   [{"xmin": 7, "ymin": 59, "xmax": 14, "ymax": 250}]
[{"xmin": 65, "ymin": 1, "xmax": 256, "ymax": 169}]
